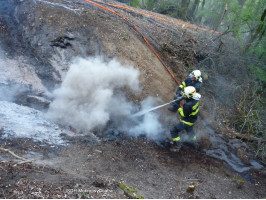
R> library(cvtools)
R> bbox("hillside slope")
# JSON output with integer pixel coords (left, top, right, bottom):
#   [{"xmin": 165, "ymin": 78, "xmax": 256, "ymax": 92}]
[{"xmin": 0, "ymin": 0, "xmax": 265, "ymax": 198}]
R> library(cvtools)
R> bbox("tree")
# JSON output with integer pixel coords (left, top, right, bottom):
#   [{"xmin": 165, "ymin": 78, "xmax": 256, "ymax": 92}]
[
  {"xmin": 243, "ymin": 9, "xmax": 266, "ymax": 53},
  {"xmin": 213, "ymin": 3, "xmax": 228, "ymax": 32},
  {"xmin": 181, "ymin": 0, "xmax": 190, "ymax": 20},
  {"xmin": 237, "ymin": 0, "xmax": 246, "ymax": 9},
  {"xmin": 188, "ymin": 0, "xmax": 200, "ymax": 21}
]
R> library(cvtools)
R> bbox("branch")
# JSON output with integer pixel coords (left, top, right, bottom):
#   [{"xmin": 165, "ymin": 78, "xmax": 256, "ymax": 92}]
[
  {"xmin": 0, "ymin": 147, "xmax": 31, "ymax": 164},
  {"xmin": 213, "ymin": 3, "xmax": 228, "ymax": 33},
  {"xmin": 231, "ymin": 132, "xmax": 265, "ymax": 142}
]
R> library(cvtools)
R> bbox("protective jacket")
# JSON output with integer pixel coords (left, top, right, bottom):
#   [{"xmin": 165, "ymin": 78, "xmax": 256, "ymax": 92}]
[
  {"xmin": 176, "ymin": 98, "xmax": 200, "ymax": 126},
  {"xmin": 176, "ymin": 77, "xmax": 201, "ymax": 94}
]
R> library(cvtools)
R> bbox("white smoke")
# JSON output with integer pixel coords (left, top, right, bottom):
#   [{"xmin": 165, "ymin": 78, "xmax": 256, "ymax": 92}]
[
  {"xmin": 126, "ymin": 97, "xmax": 165, "ymax": 140},
  {"xmin": 47, "ymin": 57, "xmax": 167, "ymax": 141}
]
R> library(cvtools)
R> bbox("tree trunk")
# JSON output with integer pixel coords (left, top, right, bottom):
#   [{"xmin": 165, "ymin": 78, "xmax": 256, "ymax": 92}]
[
  {"xmin": 188, "ymin": 0, "xmax": 200, "ymax": 21},
  {"xmin": 181, "ymin": 0, "xmax": 190, "ymax": 21},
  {"xmin": 243, "ymin": 8, "xmax": 266, "ymax": 53},
  {"xmin": 237, "ymin": 0, "xmax": 246, "ymax": 9},
  {"xmin": 197, "ymin": 0, "xmax": 205, "ymax": 23},
  {"xmin": 213, "ymin": 3, "xmax": 228, "ymax": 32},
  {"xmin": 201, "ymin": 0, "xmax": 205, "ymax": 9}
]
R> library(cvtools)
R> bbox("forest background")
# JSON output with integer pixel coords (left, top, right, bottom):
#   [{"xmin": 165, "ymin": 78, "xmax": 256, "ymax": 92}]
[{"xmin": 117, "ymin": 0, "xmax": 265, "ymax": 161}]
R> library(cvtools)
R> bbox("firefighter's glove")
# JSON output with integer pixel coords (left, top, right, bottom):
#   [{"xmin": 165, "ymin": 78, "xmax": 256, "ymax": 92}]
[
  {"xmin": 176, "ymin": 88, "xmax": 182, "ymax": 95},
  {"xmin": 176, "ymin": 103, "xmax": 181, "ymax": 109},
  {"xmin": 176, "ymin": 95, "xmax": 185, "ymax": 102},
  {"xmin": 174, "ymin": 94, "xmax": 179, "ymax": 100},
  {"xmin": 174, "ymin": 96, "xmax": 182, "ymax": 106}
]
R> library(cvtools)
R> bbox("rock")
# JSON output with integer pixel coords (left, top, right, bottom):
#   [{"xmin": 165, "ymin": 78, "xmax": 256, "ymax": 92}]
[
  {"xmin": 64, "ymin": 32, "xmax": 75, "ymax": 40},
  {"xmin": 203, "ymin": 73, "xmax": 208, "ymax": 80},
  {"xmin": 26, "ymin": 95, "xmax": 51, "ymax": 110},
  {"xmin": 92, "ymin": 179, "xmax": 107, "ymax": 188},
  {"xmin": 186, "ymin": 182, "xmax": 196, "ymax": 194},
  {"xmin": 50, "ymin": 34, "xmax": 73, "ymax": 48},
  {"xmin": 236, "ymin": 148, "xmax": 250, "ymax": 165}
]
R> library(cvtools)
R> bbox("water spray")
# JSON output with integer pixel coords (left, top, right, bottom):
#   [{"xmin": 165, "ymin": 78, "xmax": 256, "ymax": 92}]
[{"xmin": 131, "ymin": 96, "xmax": 184, "ymax": 118}]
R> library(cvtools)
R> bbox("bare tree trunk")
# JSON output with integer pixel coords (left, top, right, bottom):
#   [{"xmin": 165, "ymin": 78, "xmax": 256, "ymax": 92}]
[
  {"xmin": 243, "ymin": 9, "xmax": 266, "ymax": 53},
  {"xmin": 258, "ymin": 28, "xmax": 265, "ymax": 41},
  {"xmin": 197, "ymin": 0, "xmax": 205, "ymax": 23},
  {"xmin": 181, "ymin": 0, "xmax": 190, "ymax": 21},
  {"xmin": 213, "ymin": 3, "xmax": 228, "ymax": 33},
  {"xmin": 188, "ymin": 0, "xmax": 200, "ymax": 21},
  {"xmin": 201, "ymin": 0, "xmax": 205, "ymax": 9}
]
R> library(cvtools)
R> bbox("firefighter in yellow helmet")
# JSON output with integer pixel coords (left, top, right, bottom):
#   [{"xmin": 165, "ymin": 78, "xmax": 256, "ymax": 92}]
[
  {"xmin": 168, "ymin": 70, "xmax": 202, "ymax": 112},
  {"xmin": 170, "ymin": 86, "xmax": 201, "ymax": 149}
]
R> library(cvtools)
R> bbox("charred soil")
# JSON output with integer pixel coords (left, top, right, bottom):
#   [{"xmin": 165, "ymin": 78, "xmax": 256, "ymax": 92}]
[{"xmin": 1, "ymin": 138, "xmax": 265, "ymax": 199}]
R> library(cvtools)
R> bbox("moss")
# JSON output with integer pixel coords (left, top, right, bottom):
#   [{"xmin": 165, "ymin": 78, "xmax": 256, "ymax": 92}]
[
  {"xmin": 121, "ymin": 32, "xmax": 130, "ymax": 40},
  {"xmin": 233, "ymin": 175, "xmax": 245, "ymax": 189},
  {"xmin": 120, "ymin": 182, "xmax": 144, "ymax": 199}
]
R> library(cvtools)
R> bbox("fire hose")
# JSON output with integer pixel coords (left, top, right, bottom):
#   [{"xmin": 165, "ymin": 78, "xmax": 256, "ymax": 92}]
[
  {"xmin": 131, "ymin": 95, "xmax": 184, "ymax": 117},
  {"xmin": 83, "ymin": 0, "xmax": 180, "ymax": 85}
]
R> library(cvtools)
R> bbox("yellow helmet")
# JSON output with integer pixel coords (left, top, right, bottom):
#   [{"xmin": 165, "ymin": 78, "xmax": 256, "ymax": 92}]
[{"xmin": 184, "ymin": 86, "xmax": 196, "ymax": 98}]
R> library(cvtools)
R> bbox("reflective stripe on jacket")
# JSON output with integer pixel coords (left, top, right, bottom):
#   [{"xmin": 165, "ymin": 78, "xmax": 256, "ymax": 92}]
[
  {"xmin": 176, "ymin": 77, "xmax": 201, "ymax": 93},
  {"xmin": 178, "ymin": 98, "xmax": 199, "ymax": 126}
]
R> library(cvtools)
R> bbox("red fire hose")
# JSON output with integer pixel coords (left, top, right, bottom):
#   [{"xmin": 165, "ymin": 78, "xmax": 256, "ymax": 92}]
[{"xmin": 84, "ymin": 0, "xmax": 180, "ymax": 85}]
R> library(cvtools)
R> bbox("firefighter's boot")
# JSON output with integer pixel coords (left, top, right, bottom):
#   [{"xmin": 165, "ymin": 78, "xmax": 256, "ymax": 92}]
[{"xmin": 169, "ymin": 141, "xmax": 182, "ymax": 152}]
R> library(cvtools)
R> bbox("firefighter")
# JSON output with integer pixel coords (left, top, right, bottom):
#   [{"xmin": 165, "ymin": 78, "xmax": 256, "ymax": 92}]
[
  {"xmin": 168, "ymin": 70, "xmax": 202, "ymax": 112},
  {"xmin": 170, "ymin": 86, "xmax": 201, "ymax": 149}
]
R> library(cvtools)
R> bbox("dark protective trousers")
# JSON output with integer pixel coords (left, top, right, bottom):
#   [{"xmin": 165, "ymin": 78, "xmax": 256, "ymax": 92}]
[{"xmin": 170, "ymin": 122, "xmax": 195, "ymax": 141}]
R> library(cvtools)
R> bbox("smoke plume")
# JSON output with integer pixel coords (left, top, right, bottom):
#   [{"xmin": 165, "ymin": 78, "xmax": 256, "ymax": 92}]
[{"xmin": 47, "ymin": 57, "xmax": 168, "ymax": 141}]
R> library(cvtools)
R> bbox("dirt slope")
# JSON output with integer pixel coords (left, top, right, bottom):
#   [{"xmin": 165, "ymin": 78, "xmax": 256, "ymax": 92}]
[
  {"xmin": 0, "ymin": 0, "xmax": 265, "ymax": 198},
  {"xmin": 0, "ymin": 0, "xmax": 178, "ymax": 101}
]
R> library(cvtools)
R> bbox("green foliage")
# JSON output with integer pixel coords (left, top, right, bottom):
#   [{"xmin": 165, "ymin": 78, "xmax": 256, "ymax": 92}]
[
  {"xmin": 247, "ymin": 65, "xmax": 266, "ymax": 83},
  {"xmin": 130, "ymin": 0, "xmax": 158, "ymax": 8},
  {"xmin": 81, "ymin": 193, "xmax": 89, "ymax": 199},
  {"xmin": 130, "ymin": 0, "xmax": 142, "ymax": 8},
  {"xmin": 250, "ymin": 36, "xmax": 266, "ymax": 59},
  {"xmin": 121, "ymin": 32, "xmax": 130, "ymax": 40},
  {"xmin": 222, "ymin": 0, "xmax": 264, "ymax": 36},
  {"xmin": 232, "ymin": 175, "xmax": 245, "ymax": 189},
  {"xmin": 231, "ymin": 82, "xmax": 265, "ymax": 138},
  {"xmin": 144, "ymin": 0, "xmax": 158, "ymax": 10},
  {"xmin": 129, "ymin": 0, "xmax": 265, "ymax": 55},
  {"xmin": 120, "ymin": 182, "xmax": 144, "ymax": 199},
  {"xmin": 196, "ymin": 0, "xmax": 225, "ymax": 27},
  {"xmin": 82, "ymin": 9, "xmax": 88, "ymax": 13}
]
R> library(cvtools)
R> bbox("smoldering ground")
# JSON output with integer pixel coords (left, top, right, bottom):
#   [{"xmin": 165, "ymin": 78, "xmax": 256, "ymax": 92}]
[{"xmin": 47, "ymin": 57, "xmax": 169, "ymax": 142}]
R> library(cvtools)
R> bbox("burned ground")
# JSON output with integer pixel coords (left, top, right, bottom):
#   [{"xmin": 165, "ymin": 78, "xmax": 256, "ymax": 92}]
[
  {"xmin": 1, "ymin": 138, "xmax": 265, "ymax": 199},
  {"xmin": 0, "ymin": 0, "xmax": 265, "ymax": 198}
]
